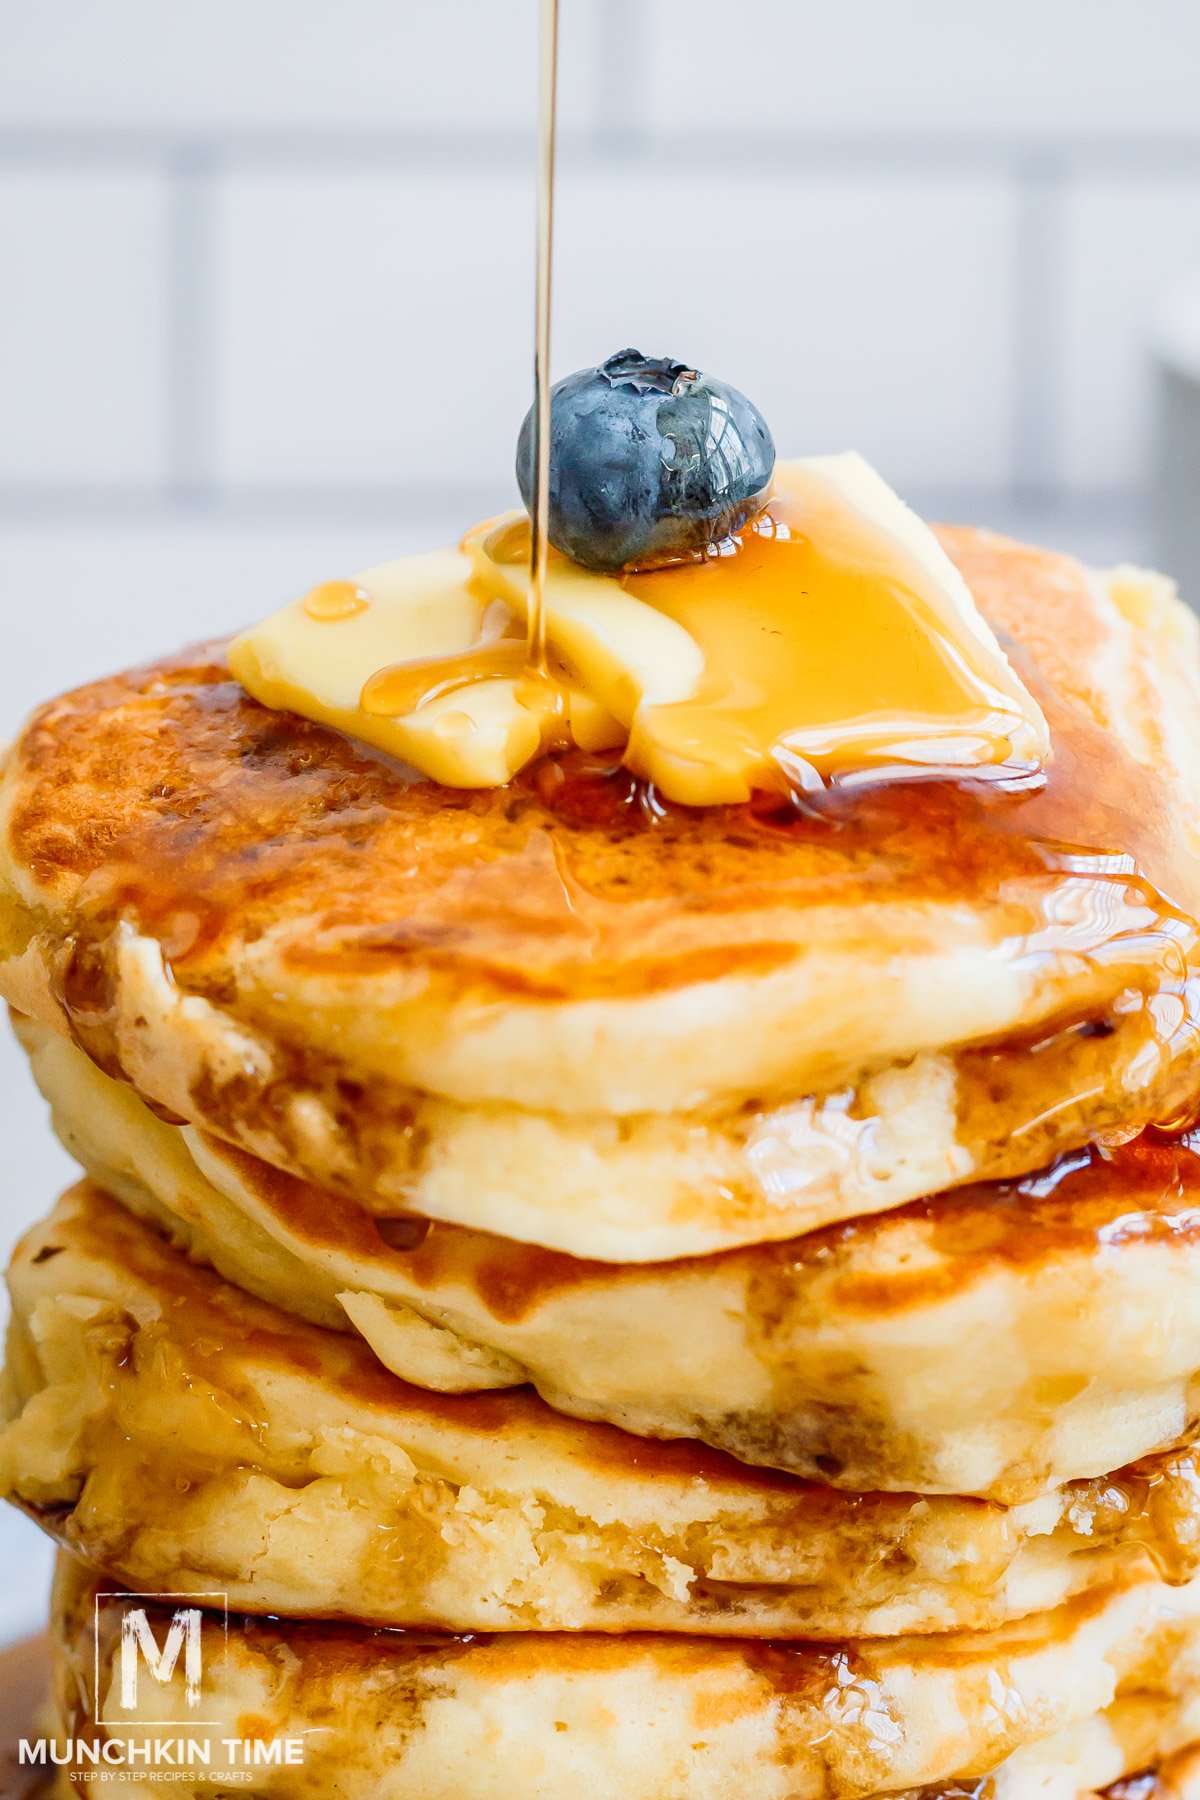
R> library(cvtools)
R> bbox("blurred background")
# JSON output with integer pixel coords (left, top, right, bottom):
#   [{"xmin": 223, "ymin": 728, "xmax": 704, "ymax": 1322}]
[{"xmin": 5, "ymin": 0, "xmax": 1200, "ymax": 1627}]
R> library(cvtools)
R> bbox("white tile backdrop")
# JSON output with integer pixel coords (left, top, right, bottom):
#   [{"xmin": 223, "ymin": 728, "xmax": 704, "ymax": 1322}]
[
  {"xmin": 6, "ymin": 0, "xmax": 1200, "ymax": 539},
  {"xmin": 1, "ymin": 0, "xmax": 1199, "ymax": 1631}
]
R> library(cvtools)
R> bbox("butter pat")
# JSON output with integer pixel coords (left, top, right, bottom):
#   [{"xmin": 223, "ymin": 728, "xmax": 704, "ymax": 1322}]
[
  {"xmin": 228, "ymin": 549, "xmax": 547, "ymax": 786},
  {"xmin": 393, "ymin": 678, "xmax": 543, "ymax": 788},
  {"xmin": 230, "ymin": 453, "xmax": 1050, "ymax": 806},
  {"xmin": 626, "ymin": 453, "xmax": 1051, "ymax": 801},
  {"xmin": 463, "ymin": 521, "xmax": 706, "ymax": 724},
  {"xmin": 471, "ymin": 454, "xmax": 1051, "ymax": 804}
]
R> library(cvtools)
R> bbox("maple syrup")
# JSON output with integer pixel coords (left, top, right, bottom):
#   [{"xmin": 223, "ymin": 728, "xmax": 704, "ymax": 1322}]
[
  {"xmin": 527, "ymin": 0, "xmax": 559, "ymax": 677},
  {"xmin": 472, "ymin": 458, "xmax": 1048, "ymax": 803},
  {"xmin": 621, "ymin": 466, "xmax": 1045, "ymax": 796},
  {"xmin": 302, "ymin": 579, "xmax": 370, "ymax": 621},
  {"xmin": 361, "ymin": 638, "xmax": 529, "ymax": 718},
  {"xmin": 226, "ymin": 0, "xmax": 566, "ymax": 791},
  {"xmin": 358, "ymin": 0, "xmax": 564, "ymax": 732},
  {"xmin": 227, "ymin": 0, "xmax": 1053, "ymax": 804}
]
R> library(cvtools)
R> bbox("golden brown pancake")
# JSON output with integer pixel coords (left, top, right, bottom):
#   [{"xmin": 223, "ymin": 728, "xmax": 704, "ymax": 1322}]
[
  {"xmin": 27, "ymin": 1016, "xmax": 1200, "ymax": 1502},
  {"xmin": 9, "ymin": 1183, "xmax": 1199, "ymax": 1638},
  {"xmin": 48, "ymin": 1554, "xmax": 1200, "ymax": 1799},
  {"xmin": 3, "ymin": 539, "xmax": 1200, "ymax": 1259}
]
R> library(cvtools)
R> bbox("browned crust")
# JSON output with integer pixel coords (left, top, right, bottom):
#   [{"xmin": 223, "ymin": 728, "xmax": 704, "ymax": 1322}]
[{"xmin": 2, "ymin": 531, "xmax": 1197, "ymax": 1014}]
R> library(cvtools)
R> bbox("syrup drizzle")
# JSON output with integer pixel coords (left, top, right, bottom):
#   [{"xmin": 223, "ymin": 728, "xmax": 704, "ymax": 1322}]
[
  {"xmin": 262, "ymin": 0, "xmax": 564, "ymax": 752},
  {"xmin": 527, "ymin": 0, "xmax": 559, "ymax": 677}
]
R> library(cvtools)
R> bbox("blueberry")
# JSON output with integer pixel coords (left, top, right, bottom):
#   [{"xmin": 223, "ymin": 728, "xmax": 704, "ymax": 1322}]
[{"xmin": 516, "ymin": 349, "xmax": 776, "ymax": 572}]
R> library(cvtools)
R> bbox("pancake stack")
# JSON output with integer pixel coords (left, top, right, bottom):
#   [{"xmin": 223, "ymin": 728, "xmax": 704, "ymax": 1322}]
[{"xmin": 4, "ymin": 527, "xmax": 1200, "ymax": 1796}]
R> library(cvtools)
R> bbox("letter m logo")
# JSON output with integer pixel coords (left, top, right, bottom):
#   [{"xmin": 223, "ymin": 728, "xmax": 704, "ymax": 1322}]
[{"xmin": 118, "ymin": 1607, "xmax": 203, "ymax": 1710}]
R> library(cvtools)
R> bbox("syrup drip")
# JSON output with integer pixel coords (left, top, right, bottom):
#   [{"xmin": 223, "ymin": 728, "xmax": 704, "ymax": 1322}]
[
  {"xmin": 616, "ymin": 473, "xmax": 1043, "ymax": 798},
  {"xmin": 302, "ymin": 580, "xmax": 370, "ymax": 621},
  {"xmin": 362, "ymin": 639, "xmax": 529, "ymax": 717},
  {"xmin": 234, "ymin": 0, "xmax": 563, "ymax": 770},
  {"xmin": 334, "ymin": 0, "xmax": 562, "ymax": 752},
  {"xmin": 358, "ymin": 647, "xmax": 572, "ymax": 753}
]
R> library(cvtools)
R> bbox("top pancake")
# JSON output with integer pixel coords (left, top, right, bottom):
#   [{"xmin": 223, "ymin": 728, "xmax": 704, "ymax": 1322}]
[{"xmin": 3, "ymin": 532, "xmax": 1200, "ymax": 1256}]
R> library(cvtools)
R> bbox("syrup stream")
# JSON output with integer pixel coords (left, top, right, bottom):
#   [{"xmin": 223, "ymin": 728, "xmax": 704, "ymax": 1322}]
[{"xmin": 527, "ymin": 0, "xmax": 559, "ymax": 676}]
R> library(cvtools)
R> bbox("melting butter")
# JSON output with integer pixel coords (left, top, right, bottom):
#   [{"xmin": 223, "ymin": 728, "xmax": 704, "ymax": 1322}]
[
  {"xmin": 468, "ymin": 522, "xmax": 707, "ymax": 723},
  {"xmin": 228, "ymin": 547, "xmax": 622, "ymax": 786},
  {"xmin": 229, "ymin": 454, "xmax": 1049, "ymax": 804},
  {"xmin": 469, "ymin": 454, "xmax": 1050, "ymax": 804},
  {"xmin": 641, "ymin": 450, "xmax": 1051, "ymax": 800},
  {"xmin": 229, "ymin": 547, "xmax": 537, "ymax": 784}
]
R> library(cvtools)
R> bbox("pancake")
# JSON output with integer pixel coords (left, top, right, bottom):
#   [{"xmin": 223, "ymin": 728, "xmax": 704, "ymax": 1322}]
[
  {"xmin": 9, "ymin": 1185, "xmax": 1200, "ymax": 1639},
  {"xmin": 48, "ymin": 1554, "xmax": 1200, "ymax": 1800},
  {"xmin": 47, "ymin": 1738, "xmax": 1200, "ymax": 1800},
  {"xmin": 50, "ymin": 1760, "xmax": 1200, "ymax": 1800},
  {"xmin": 44, "ymin": 1693, "xmax": 1200, "ymax": 1800},
  {"xmin": 3, "ymin": 538, "xmax": 1200, "ymax": 1261},
  {"xmin": 27, "ymin": 1015, "xmax": 1200, "ymax": 1502}
]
